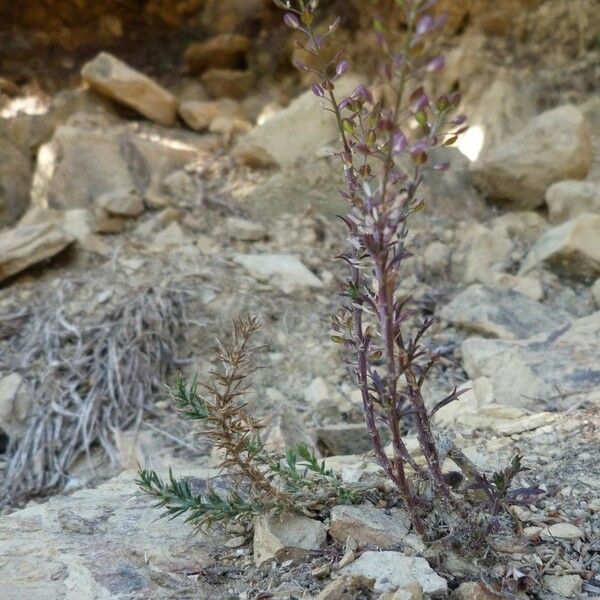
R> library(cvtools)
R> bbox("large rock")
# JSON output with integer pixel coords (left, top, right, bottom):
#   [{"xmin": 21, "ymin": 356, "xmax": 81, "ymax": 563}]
[
  {"xmin": 0, "ymin": 223, "xmax": 74, "ymax": 283},
  {"xmin": 253, "ymin": 513, "xmax": 326, "ymax": 566},
  {"xmin": 341, "ymin": 551, "xmax": 448, "ymax": 596},
  {"xmin": 30, "ymin": 119, "xmax": 197, "ymax": 212},
  {"xmin": 234, "ymin": 77, "xmax": 361, "ymax": 169},
  {"xmin": 0, "ymin": 469, "xmax": 223, "ymax": 599},
  {"xmin": 329, "ymin": 504, "xmax": 412, "ymax": 549},
  {"xmin": 518, "ymin": 213, "xmax": 600, "ymax": 279},
  {"xmin": 470, "ymin": 105, "xmax": 592, "ymax": 209},
  {"xmin": 546, "ymin": 180, "xmax": 600, "ymax": 223},
  {"xmin": 461, "ymin": 311, "xmax": 600, "ymax": 408},
  {"xmin": 81, "ymin": 52, "xmax": 178, "ymax": 126},
  {"xmin": 440, "ymin": 284, "xmax": 570, "ymax": 340}
]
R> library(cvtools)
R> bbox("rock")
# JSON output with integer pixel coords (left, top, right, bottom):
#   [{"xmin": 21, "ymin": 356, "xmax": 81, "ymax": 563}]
[
  {"xmin": 488, "ymin": 272, "xmax": 543, "ymax": 301},
  {"xmin": 450, "ymin": 582, "xmax": 502, "ymax": 599},
  {"xmin": 225, "ymin": 217, "xmax": 266, "ymax": 241},
  {"xmin": 202, "ymin": 0, "xmax": 266, "ymax": 35},
  {"xmin": 461, "ymin": 311, "xmax": 600, "ymax": 408},
  {"xmin": 253, "ymin": 513, "xmax": 326, "ymax": 566},
  {"xmin": 0, "ymin": 223, "xmax": 74, "ymax": 283},
  {"xmin": 96, "ymin": 189, "xmax": 144, "ymax": 217},
  {"xmin": 208, "ymin": 115, "xmax": 252, "ymax": 139},
  {"xmin": 316, "ymin": 424, "xmax": 375, "ymax": 456},
  {"xmin": 30, "ymin": 120, "xmax": 197, "ymax": 212},
  {"xmin": 440, "ymin": 284, "xmax": 569, "ymax": 340},
  {"xmin": 262, "ymin": 402, "xmax": 313, "ymax": 454},
  {"xmin": 179, "ymin": 99, "xmax": 242, "ymax": 132},
  {"xmin": 161, "ymin": 170, "xmax": 203, "ymax": 205},
  {"xmin": 81, "ymin": 52, "xmax": 178, "ymax": 126},
  {"xmin": 184, "ymin": 34, "xmax": 251, "ymax": 74},
  {"xmin": 234, "ymin": 254, "xmax": 323, "ymax": 292},
  {"xmin": 341, "ymin": 551, "xmax": 447, "ymax": 596},
  {"xmin": 542, "ymin": 575, "xmax": 582, "ymax": 598},
  {"xmin": 381, "ymin": 583, "xmax": 423, "ymax": 600},
  {"xmin": 423, "ymin": 241, "xmax": 451, "ymax": 275},
  {"xmin": 518, "ymin": 213, "xmax": 600, "ymax": 279},
  {"xmin": 592, "ymin": 278, "xmax": 600, "ymax": 308},
  {"xmin": 234, "ymin": 77, "xmax": 361, "ymax": 169},
  {"xmin": 0, "ymin": 122, "xmax": 33, "ymax": 225},
  {"xmin": 452, "ymin": 224, "xmax": 513, "ymax": 284},
  {"xmin": 432, "ymin": 377, "xmax": 494, "ymax": 427},
  {"xmin": 539, "ymin": 522, "xmax": 584, "ymax": 541},
  {"xmin": 315, "ymin": 575, "xmax": 375, "ymax": 600},
  {"xmin": 0, "ymin": 373, "xmax": 29, "ymax": 440},
  {"xmin": 201, "ymin": 69, "xmax": 253, "ymax": 99},
  {"xmin": 471, "ymin": 105, "xmax": 592, "ymax": 209},
  {"xmin": 0, "ymin": 469, "xmax": 224, "ymax": 599},
  {"xmin": 304, "ymin": 377, "xmax": 353, "ymax": 420},
  {"xmin": 329, "ymin": 504, "xmax": 411, "ymax": 549},
  {"xmin": 546, "ymin": 180, "xmax": 600, "ymax": 222}
]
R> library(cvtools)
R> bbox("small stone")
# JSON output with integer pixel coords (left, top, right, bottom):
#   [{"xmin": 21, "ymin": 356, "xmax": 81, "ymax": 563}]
[
  {"xmin": 0, "ymin": 223, "xmax": 74, "ymax": 282},
  {"xmin": 519, "ymin": 213, "xmax": 600, "ymax": 279},
  {"xmin": 423, "ymin": 241, "xmax": 450, "ymax": 275},
  {"xmin": 341, "ymin": 551, "xmax": 447, "ymax": 595},
  {"xmin": 489, "ymin": 272, "xmax": 543, "ymax": 301},
  {"xmin": 225, "ymin": 217, "xmax": 266, "ymax": 241},
  {"xmin": 304, "ymin": 377, "xmax": 353, "ymax": 419},
  {"xmin": 315, "ymin": 575, "xmax": 375, "ymax": 600},
  {"xmin": 232, "ymin": 143, "xmax": 279, "ymax": 169},
  {"xmin": 81, "ymin": 52, "xmax": 178, "ymax": 126},
  {"xmin": 381, "ymin": 582, "xmax": 423, "ymax": 600},
  {"xmin": 450, "ymin": 582, "xmax": 502, "ymax": 599},
  {"xmin": 523, "ymin": 526, "xmax": 543, "ymax": 541},
  {"xmin": 96, "ymin": 190, "xmax": 144, "ymax": 217},
  {"xmin": 329, "ymin": 504, "xmax": 411, "ymax": 549},
  {"xmin": 540, "ymin": 523, "xmax": 584, "ymax": 541},
  {"xmin": 201, "ymin": 69, "xmax": 253, "ymax": 99},
  {"xmin": 253, "ymin": 513, "xmax": 326, "ymax": 566},
  {"xmin": 209, "ymin": 115, "xmax": 252, "ymax": 138},
  {"xmin": 316, "ymin": 424, "xmax": 375, "ymax": 456},
  {"xmin": 234, "ymin": 254, "xmax": 323, "ymax": 291},
  {"xmin": 179, "ymin": 100, "xmax": 223, "ymax": 131},
  {"xmin": 311, "ymin": 564, "xmax": 331, "ymax": 579},
  {"xmin": 546, "ymin": 180, "xmax": 600, "ymax": 223},
  {"xmin": 542, "ymin": 575, "xmax": 582, "ymax": 598},
  {"xmin": 0, "ymin": 373, "xmax": 29, "ymax": 440}
]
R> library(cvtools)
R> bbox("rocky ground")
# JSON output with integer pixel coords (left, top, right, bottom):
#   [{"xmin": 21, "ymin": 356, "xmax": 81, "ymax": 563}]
[{"xmin": 1, "ymin": 1, "xmax": 600, "ymax": 598}]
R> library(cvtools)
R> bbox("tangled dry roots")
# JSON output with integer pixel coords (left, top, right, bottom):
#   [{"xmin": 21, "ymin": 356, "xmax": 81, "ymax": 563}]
[{"xmin": 0, "ymin": 284, "xmax": 186, "ymax": 507}]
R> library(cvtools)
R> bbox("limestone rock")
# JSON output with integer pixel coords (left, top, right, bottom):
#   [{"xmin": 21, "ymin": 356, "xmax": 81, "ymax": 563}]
[
  {"xmin": 450, "ymin": 582, "xmax": 502, "ymax": 599},
  {"xmin": 96, "ymin": 189, "xmax": 144, "ymax": 217},
  {"xmin": 440, "ymin": 284, "xmax": 569, "ymax": 340},
  {"xmin": 519, "ymin": 213, "xmax": 600, "ymax": 279},
  {"xmin": 234, "ymin": 254, "xmax": 323, "ymax": 291},
  {"xmin": 0, "ymin": 223, "xmax": 74, "ymax": 282},
  {"xmin": 329, "ymin": 504, "xmax": 411, "ymax": 549},
  {"xmin": 461, "ymin": 311, "xmax": 600, "ymax": 408},
  {"xmin": 540, "ymin": 522, "xmax": 584, "ymax": 541},
  {"xmin": 542, "ymin": 574, "xmax": 582, "ymax": 598},
  {"xmin": 201, "ymin": 69, "xmax": 253, "ymax": 99},
  {"xmin": 381, "ymin": 583, "xmax": 423, "ymax": 600},
  {"xmin": 304, "ymin": 377, "xmax": 353, "ymax": 420},
  {"xmin": 234, "ymin": 77, "xmax": 361, "ymax": 170},
  {"xmin": 546, "ymin": 180, "xmax": 600, "ymax": 223},
  {"xmin": 452, "ymin": 224, "xmax": 513, "ymax": 284},
  {"xmin": 226, "ymin": 217, "xmax": 267, "ymax": 241},
  {"xmin": 81, "ymin": 52, "xmax": 178, "ymax": 126},
  {"xmin": 179, "ymin": 99, "xmax": 242, "ymax": 132},
  {"xmin": 30, "ymin": 120, "xmax": 196, "ymax": 212},
  {"xmin": 0, "ymin": 373, "xmax": 30, "ymax": 440},
  {"xmin": 0, "ymin": 469, "xmax": 219, "ymax": 599},
  {"xmin": 315, "ymin": 575, "xmax": 375, "ymax": 600},
  {"xmin": 253, "ymin": 513, "xmax": 326, "ymax": 566},
  {"xmin": 341, "ymin": 551, "xmax": 447, "ymax": 595},
  {"xmin": 471, "ymin": 105, "xmax": 592, "ymax": 209},
  {"xmin": 316, "ymin": 424, "xmax": 375, "ymax": 456},
  {"xmin": 184, "ymin": 34, "xmax": 251, "ymax": 74},
  {"xmin": 488, "ymin": 272, "xmax": 543, "ymax": 301}
]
